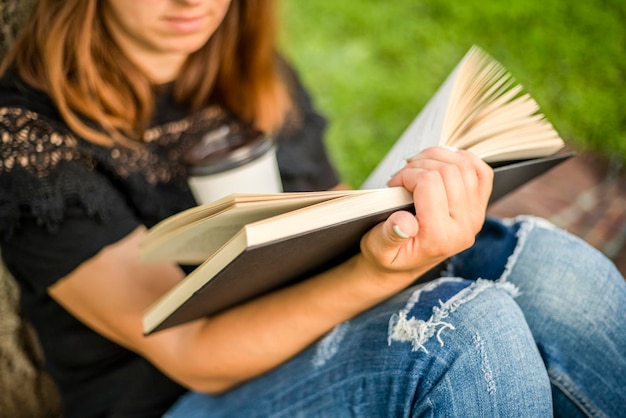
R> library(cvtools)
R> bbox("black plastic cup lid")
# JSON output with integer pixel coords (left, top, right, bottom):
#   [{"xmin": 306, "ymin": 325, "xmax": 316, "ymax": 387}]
[{"xmin": 184, "ymin": 126, "xmax": 273, "ymax": 176}]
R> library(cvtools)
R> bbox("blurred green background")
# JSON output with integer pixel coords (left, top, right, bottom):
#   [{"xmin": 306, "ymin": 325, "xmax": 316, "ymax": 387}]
[{"xmin": 279, "ymin": 0, "xmax": 626, "ymax": 187}]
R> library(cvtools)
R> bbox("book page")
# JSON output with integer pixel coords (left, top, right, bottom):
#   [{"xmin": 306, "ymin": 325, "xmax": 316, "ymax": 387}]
[
  {"xmin": 445, "ymin": 47, "xmax": 563, "ymax": 160},
  {"xmin": 142, "ymin": 190, "xmax": 358, "ymax": 243},
  {"xmin": 245, "ymin": 187, "xmax": 413, "ymax": 246},
  {"xmin": 361, "ymin": 46, "xmax": 564, "ymax": 189},
  {"xmin": 139, "ymin": 190, "xmax": 372, "ymax": 263}
]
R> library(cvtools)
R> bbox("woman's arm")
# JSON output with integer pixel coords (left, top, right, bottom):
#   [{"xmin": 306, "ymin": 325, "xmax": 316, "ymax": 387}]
[{"xmin": 48, "ymin": 147, "xmax": 493, "ymax": 394}]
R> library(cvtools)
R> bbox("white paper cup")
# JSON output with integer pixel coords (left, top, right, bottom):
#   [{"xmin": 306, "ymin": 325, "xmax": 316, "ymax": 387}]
[{"xmin": 184, "ymin": 126, "xmax": 283, "ymax": 204}]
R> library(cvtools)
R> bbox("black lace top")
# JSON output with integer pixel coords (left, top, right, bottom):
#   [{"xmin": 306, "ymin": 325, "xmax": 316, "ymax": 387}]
[{"xmin": 0, "ymin": 68, "xmax": 339, "ymax": 417}]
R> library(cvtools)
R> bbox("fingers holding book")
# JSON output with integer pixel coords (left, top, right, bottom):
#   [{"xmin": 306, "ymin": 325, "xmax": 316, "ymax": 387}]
[
  {"xmin": 361, "ymin": 146, "xmax": 493, "ymax": 277},
  {"xmin": 390, "ymin": 146, "xmax": 493, "ymax": 227}
]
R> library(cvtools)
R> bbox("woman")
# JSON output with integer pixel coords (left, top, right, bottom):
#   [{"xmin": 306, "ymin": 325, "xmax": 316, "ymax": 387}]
[{"xmin": 0, "ymin": 0, "xmax": 624, "ymax": 417}]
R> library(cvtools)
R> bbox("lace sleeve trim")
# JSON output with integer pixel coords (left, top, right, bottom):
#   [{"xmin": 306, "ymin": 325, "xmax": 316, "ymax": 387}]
[
  {"xmin": 0, "ymin": 105, "xmax": 231, "ymax": 238},
  {"xmin": 0, "ymin": 107, "xmax": 96, "ymax": 176},
  {"xmin": 0, "ymin": 106, "xmax": 231, "ymax": 181}
]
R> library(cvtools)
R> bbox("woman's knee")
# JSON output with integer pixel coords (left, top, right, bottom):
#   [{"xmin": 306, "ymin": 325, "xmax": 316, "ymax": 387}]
[
  {"xmin": 452, "ymin": 215, "xmax": 625, "ymax": 327},
  {"xmin": 499, "ymin": 217, "xmax": 626, "ymax": 416},
  {"xmin": 506, "ymin": 216, "xmax": 620, "ymax": 286},
  {"xmin": 385, "ymin": 280, "xmax": 552, "ymax": 416},
  {"xmin": 452, "ymin": 216, "xmax": 626, "ymax": 417},
  {"xmin": 498, "ymin": 216, "xmax": 625, "ymax": 331}
]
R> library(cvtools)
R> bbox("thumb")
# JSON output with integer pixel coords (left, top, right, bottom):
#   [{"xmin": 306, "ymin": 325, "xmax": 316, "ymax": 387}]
[
  {"xmin": 362, "ymin": 210, "xmax": 418, "ymax": 260},
  {"xmin": 385, "ymin": 210, "xmax": 419, "ymax": 244}
]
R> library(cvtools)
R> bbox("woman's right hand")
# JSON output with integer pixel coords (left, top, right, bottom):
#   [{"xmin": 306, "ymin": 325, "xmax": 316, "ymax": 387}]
[{"xmin": 358, "ymin": 146, "xmax": 493, "ymax": 283}]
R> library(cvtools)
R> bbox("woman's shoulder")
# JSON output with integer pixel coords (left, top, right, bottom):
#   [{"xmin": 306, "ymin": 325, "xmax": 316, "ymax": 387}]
[
  {"xmin": 0, "ymin": 101, "xmax": 122, "ymax": 239},
  {"xmin": 0, "ymin": 70, "xmax": 85, "ymax": 169},
  {"xmin": 0, "ymin": 69, "xmax": 60, "ymax": 118},
  {"xmin": 0, "ymin": 69, "xmax": 193, "ymax": 185},
  {"xmin": 0, "ymin": 71, "xmax": 99, "ymax": 183},
  {"xmin": 0, "ymin": 72, "xmax": 212, "ymax": 239}
]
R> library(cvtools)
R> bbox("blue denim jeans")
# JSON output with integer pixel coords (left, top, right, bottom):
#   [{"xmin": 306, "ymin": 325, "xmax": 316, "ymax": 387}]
[{"xmin": 164, "ymin": 216, "xmax": 626, "ymax": 417}]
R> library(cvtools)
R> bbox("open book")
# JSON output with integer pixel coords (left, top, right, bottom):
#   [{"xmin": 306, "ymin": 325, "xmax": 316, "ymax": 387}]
[{"xmin": 140, "ymin": 46, "xmax": 573, "ymax": 334}]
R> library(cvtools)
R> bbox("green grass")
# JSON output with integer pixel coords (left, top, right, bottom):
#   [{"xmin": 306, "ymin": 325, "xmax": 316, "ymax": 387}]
[{"xmin": 279, "ymin": 0, "xmax": 626, "ymax": 187}]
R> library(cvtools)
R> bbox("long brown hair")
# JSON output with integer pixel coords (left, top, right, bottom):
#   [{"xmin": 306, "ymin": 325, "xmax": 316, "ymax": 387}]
[{"xmin": 0, "ymin": 0, "xmax": 290, "ymax": 146}]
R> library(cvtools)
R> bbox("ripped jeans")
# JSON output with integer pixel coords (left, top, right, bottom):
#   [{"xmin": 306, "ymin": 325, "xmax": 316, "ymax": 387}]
[{"xmin": 165, "ymin": 217, "xmax": 626, "ymax": 418}]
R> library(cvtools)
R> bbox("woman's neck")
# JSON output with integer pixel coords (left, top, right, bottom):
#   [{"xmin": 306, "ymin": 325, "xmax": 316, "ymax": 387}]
[{"xmin": 134, "ymin": 52, "xmax": 187, "ymax": 84}]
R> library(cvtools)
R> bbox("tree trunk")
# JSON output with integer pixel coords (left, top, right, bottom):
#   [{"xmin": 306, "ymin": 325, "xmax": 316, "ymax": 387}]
[
  {"xmin": 0, "ymin": 0, "xmax": 37, "ymax": 59},
  {"xmin": 1, "ymin": 2, "xmax": 63, "ymax": 417}
]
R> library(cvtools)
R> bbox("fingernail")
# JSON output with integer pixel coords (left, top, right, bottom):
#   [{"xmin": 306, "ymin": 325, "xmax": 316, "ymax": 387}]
[
  {"xmin": 403, "ymin": 151, "xmax": 419, "ymax": 161},
  {"xmin": 393, "ymin": 225, "xmax": 410, "ymax": 239}
]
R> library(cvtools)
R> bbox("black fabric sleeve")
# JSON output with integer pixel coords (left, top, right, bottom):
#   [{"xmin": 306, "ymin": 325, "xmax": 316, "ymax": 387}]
[
  {"xmin": 274, "ymin": 59, "xmax": 341, "ymax": 192},
  {"xmin": 1, "ymin": 200, "xmax": 140, "ymax": 291},
  {"xmin": 0, "ymin": 85, "xmax": 145, "ymax": 289}
]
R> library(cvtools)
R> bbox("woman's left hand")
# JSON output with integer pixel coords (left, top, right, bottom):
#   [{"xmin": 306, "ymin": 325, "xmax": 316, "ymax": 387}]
[{"xmin": 358, "ymin": 146, "xmax": 493, "ymax": 280}]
